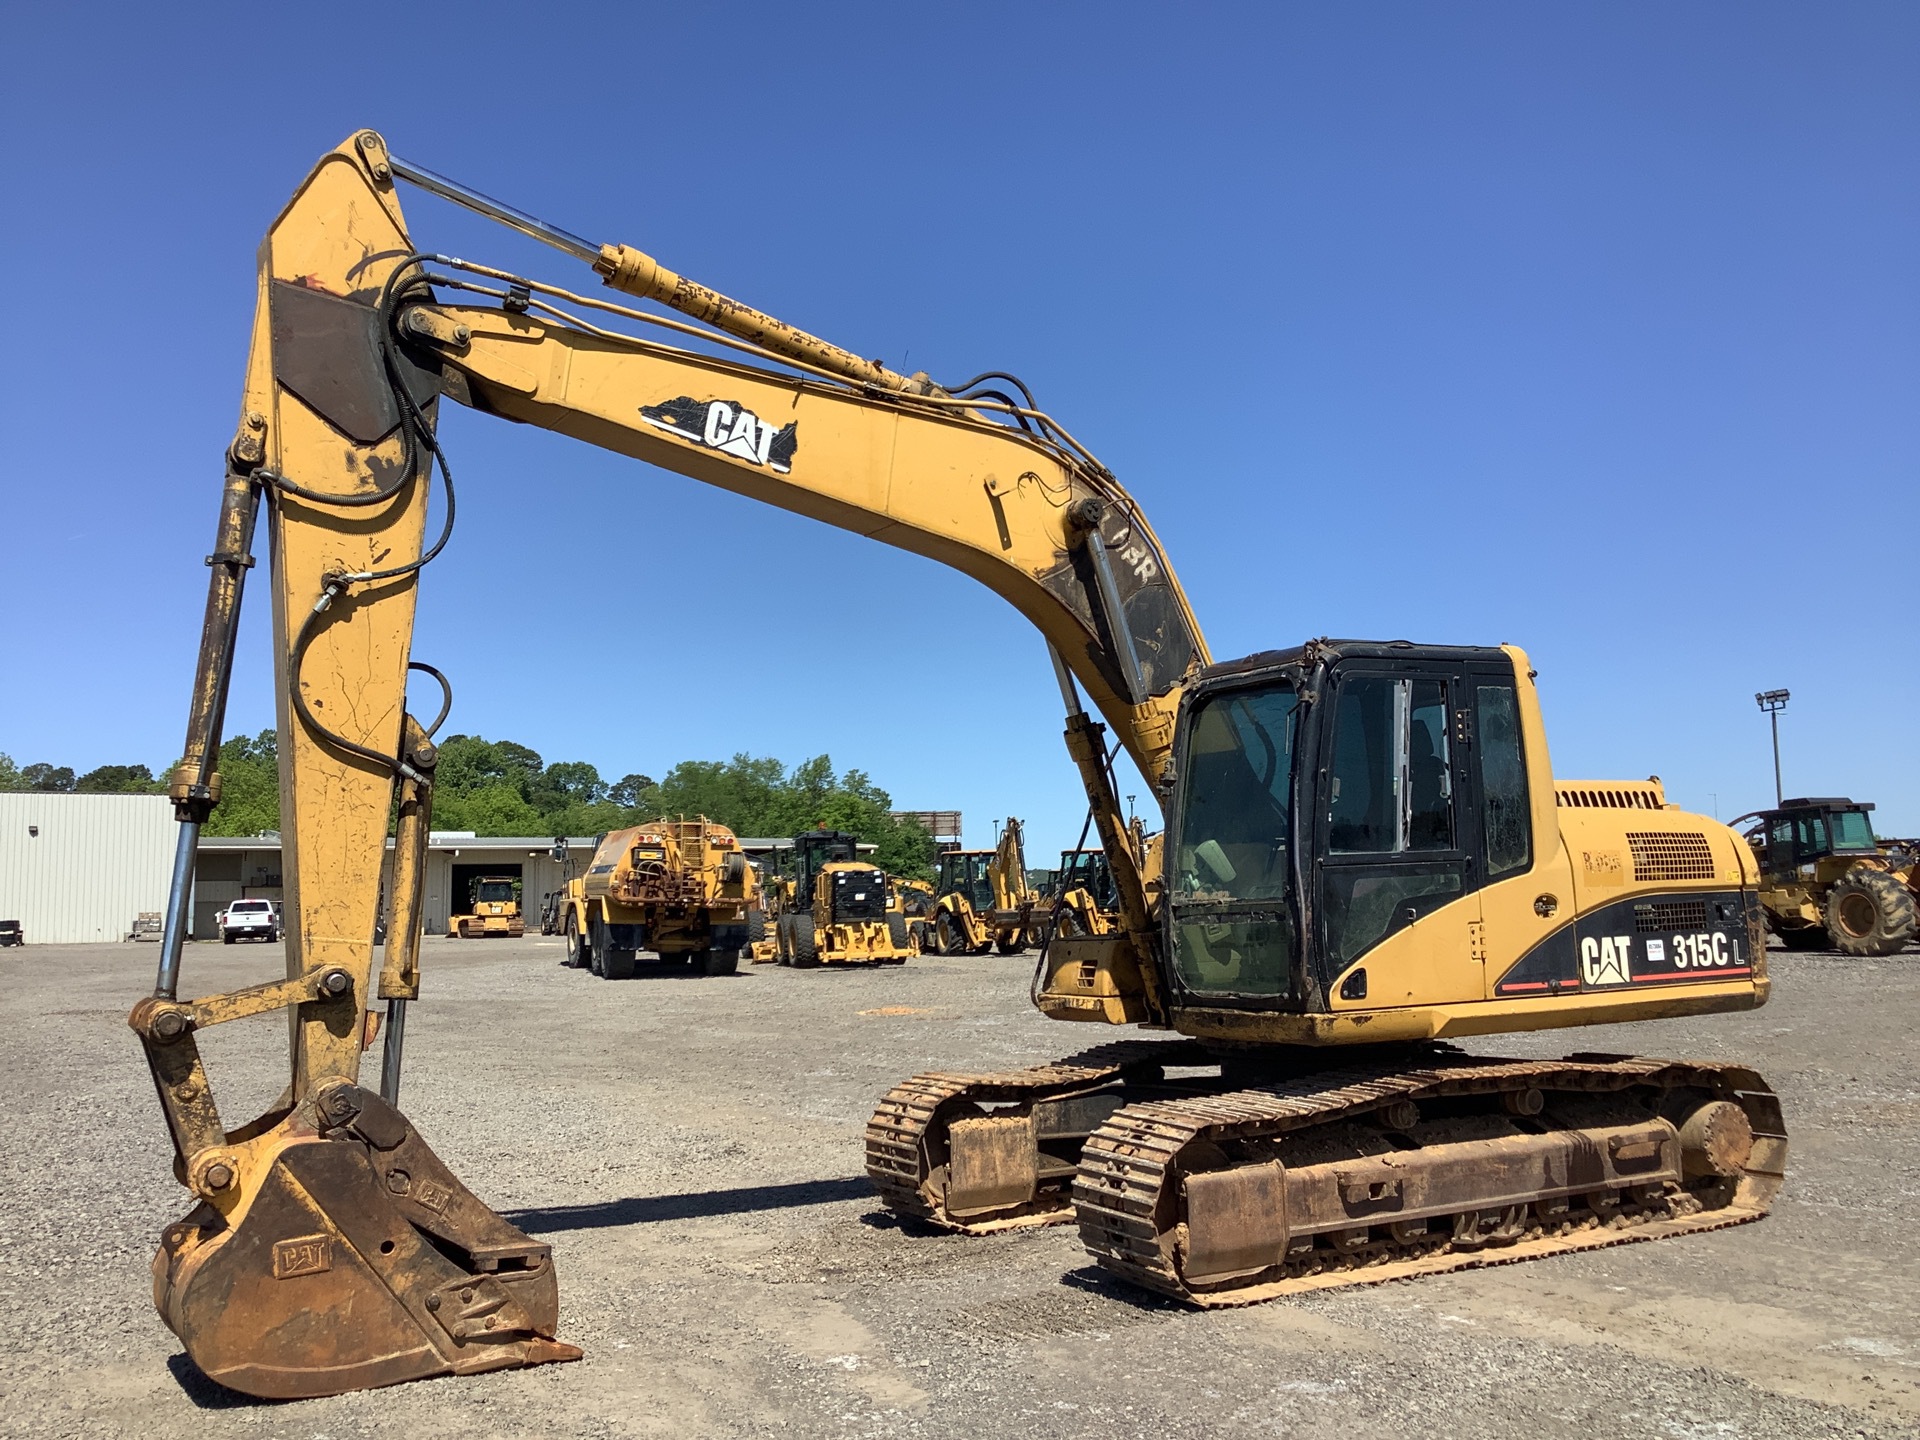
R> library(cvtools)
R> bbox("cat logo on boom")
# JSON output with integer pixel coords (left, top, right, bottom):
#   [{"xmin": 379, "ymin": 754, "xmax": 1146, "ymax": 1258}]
[{"xmin": 639, "ymin": 395, "xmax": 798, "ymax": 473}]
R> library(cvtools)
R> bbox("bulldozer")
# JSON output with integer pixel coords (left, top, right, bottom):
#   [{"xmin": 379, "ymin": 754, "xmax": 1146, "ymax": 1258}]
[
  {"xmin": 928, "ymin": 817, "xmax": 1044, "ymax": 955},
  {"xmin": 445, "ymin": 875, "xmax": 524, "ymax": 939},
  {"xmin": 1730, "ymin": 797, "xmax": 1917, "ymax": 956},
  {"xmin": 557, "ymin": 818, "xmax": 754, "ymax": 977},
  {"xmin": 131, "ymin": 132, "xmax": 1784, "ymax": 1398},
  {"xmin": 770, "ymin": 830, "xmax": 914, "ymax": 966}
]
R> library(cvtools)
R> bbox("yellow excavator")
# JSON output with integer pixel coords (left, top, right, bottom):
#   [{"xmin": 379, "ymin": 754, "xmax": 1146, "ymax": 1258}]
[{"xmin": 133, "ymin": 132, "xmax": 1784, "ymax": 1399}]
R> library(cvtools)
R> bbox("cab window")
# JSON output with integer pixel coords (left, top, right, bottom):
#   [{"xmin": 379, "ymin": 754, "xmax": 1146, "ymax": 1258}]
[
  {"xmin": 1477, "ymin": 683, "xmax": 1530, "ymax": 879},
  {"xmin": 1326, "ymin": 677, "xmax": 1455, "ymax": 854}
]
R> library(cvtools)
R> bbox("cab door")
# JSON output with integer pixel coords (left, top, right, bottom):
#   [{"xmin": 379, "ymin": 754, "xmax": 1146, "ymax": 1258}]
[
  {"xmin": 1316, "ymin": 662, "xmax": 1484, "ymax": 1009},
  {"xmin": 1465, "ymin": 660, "xmax": 1573, "ymax": 999}
]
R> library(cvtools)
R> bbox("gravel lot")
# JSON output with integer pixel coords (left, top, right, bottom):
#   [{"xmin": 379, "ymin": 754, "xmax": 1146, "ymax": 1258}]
[{"xmin": 2, "ymin": 933, "xmax": 1916, "ymax": 1439}]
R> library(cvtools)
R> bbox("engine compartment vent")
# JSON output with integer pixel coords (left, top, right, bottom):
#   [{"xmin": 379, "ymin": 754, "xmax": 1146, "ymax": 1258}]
[
  {"xmin": 1633, "ymin": 898, "xmax": 1710, "ymax": 934},
  {"xmin": 1626, "ymin": 831, "xmax": 1716, "ymax": 882},
  {"xmin": 1557, "ymin": 780, "xmax": 1667, "ymax": 810}
]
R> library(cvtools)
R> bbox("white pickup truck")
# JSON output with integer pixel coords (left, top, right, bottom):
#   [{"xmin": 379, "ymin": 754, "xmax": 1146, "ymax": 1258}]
[{"xmin": 217, "ymin": 898, "xmax": 280, "ymax": 944}]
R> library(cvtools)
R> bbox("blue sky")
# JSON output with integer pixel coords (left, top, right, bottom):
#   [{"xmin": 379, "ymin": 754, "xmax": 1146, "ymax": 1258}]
[{"xmin": 2, "ymin": 3, "xmax": 1914, "ymax": 852}]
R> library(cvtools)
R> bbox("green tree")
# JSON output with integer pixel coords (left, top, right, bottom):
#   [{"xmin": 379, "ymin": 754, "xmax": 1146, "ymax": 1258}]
[
  {"xmin": 204, "ymin": 730, "xmax": 281, "ymax": 837},
  {"xmin": 76, "ymin": 763, "xmax": 164, "ymax": 794},
  {"xmin": 432, "ymin": 781, "xmax": 544, "ymax": 836},
  {"xmin": 20, "ymin": 763, "xmax": 76, "ymax": 792},
  {"xmin": 607, "ymin": 773, "xmax": 657, "ymax": 809},
  {"xmin": 0, "ymin": 754, "xmax": 18, "ymax": 790}
]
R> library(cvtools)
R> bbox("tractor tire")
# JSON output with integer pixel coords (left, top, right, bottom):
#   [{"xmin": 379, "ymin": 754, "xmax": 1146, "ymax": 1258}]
[
  {"xmin": 747, "ymin": 909, "xmax": 767, "ymax": 944},
  {"xmin": 995, "ymin": 931, "xmax": 1023, "ymax": 956},
  {"xmin": 887, "ymin": 914, "xmax": 910, "ymax": 953},
  {"xmin": 602, "ymin": 946, "xmax": 637, "ymax": 980},
  {"xmin": 775, "ymin": 913, "xmax": 792, "ymax": 965},
  {"xmin": 1825, "ymin": 867, "xmax": 1918, "ymax": 958},
  {"xmin": 564, "ymin": 920, "xmax": 588, "ymax": 968},
  {"xmin": 696, "ymin": 947, "xmax": 740, "ymax": 976},
  {"xmin": 789, "ymin": 914, "xmax": 820, "ymax": 968},
  {"xmin": 1776, "ymin": 926, "xmax": 1827, "ymax": 952},
  {"xmin": 936, "ymin": 912, "xmax": 968, "ymax": 957}
]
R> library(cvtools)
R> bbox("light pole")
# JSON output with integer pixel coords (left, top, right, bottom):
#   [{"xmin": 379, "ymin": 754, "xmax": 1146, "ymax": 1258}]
[{"xmin": 1755, "ymin": 689, "xmax": 1789, "ymax": 805}]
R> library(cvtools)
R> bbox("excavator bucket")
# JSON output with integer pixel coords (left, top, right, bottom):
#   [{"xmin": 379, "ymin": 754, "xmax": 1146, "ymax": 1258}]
[{"xmin": 153, "ymin": 1087, "xmax": 579, "ymax": 1399}]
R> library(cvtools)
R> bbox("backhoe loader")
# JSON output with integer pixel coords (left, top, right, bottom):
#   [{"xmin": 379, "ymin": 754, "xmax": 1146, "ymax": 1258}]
[
  {"xmin": 1051, "ymin": 846, "xmax": 1121, "ymax": 938},
  {"xmin": 929, "ymin": 817, "xmax": 1043, "ymax": 955},
  {"xmin": 133, "ymin": 132, "xmax": 1783, "ymax": 1399}
]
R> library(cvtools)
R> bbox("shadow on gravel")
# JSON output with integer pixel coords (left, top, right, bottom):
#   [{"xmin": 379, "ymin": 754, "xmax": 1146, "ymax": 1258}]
[
  {"xmin": 1060, "ymin": 1265, "xmax": 1189, "ymax": 1314},
  {"xmin": 166, "ymin": 1353, "xmax": 267, "ymax": 1409},
  {"xmin": 506, "ymin": 1176, "xmax": 872, "ymax": 1233}
]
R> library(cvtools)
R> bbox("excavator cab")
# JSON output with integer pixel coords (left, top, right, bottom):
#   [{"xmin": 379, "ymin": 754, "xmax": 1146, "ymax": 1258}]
[{"xmin": 1163, "ymin": 643, "xmax": 1532, "ymax": 1011}]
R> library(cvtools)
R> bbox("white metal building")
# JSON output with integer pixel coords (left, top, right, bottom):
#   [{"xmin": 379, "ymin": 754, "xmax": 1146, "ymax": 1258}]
[
  {"xmin": 193, "ymin": 834, "xmax": 592, "ymax": 939},
  {"xmin": 0, "ymin": 793, "xmax": 175, "ymax": 944}
]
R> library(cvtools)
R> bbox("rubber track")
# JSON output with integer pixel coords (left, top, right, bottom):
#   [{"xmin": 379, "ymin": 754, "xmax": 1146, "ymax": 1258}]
[
  {"xmin": 1073, "ymin": 1053, "xmax": 1786, "ymax": 1306},
  {"xmin": 865, "ymin": 1038, "xmax": 1210, "ymax": 1233}
]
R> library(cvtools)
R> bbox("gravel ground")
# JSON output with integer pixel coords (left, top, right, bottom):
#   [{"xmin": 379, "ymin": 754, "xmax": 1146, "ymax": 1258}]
[{"xmin": 2, "ymin": 933, "xmax": 1916, "ymax": 1439}]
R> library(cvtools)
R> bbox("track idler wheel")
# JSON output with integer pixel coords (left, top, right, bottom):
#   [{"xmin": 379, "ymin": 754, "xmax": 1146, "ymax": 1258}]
[{"xmin": 153, "ymin": 1085, "xmax": 579, "ymax": 1399}]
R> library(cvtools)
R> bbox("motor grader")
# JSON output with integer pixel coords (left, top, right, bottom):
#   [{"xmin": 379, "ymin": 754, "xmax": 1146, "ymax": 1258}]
[
  {"xmin": 557, "ymin": 817, "xmax": 753, "ymax": 977},
  {"xmin": 1730, "ymin": 797, "xmax": 1917, "ymax": 956},
  {"xmin": 770, "ymin": 830, "xmax": 914, "ymax": 966},
  {"xmin": 929, "ymin": 817, "xmax": 1044, "ymax": 955},
  {"xmin": 132, "ymin": 132, "xmax": 1785, "ymax": 1399},
  {"xmin": 445, "ymin": 875, "xmax": 524, "ymax": 939}
]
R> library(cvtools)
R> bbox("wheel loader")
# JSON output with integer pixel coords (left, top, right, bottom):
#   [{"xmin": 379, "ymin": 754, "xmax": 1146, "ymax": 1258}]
[
  {"xmin": 130, "ymin": 132, "xmax": 1784, "ymax": 1399},
  {"xmin": 557, "ymin": 817, "xmax": 753, "ymax": 977},
  {"xmin": 928, "ymin": 818, "xmax": 1043, "ymax": 955},
  {"xmin": 446, "ymin": 875, "xmax": 524, "ymax": 938},
  {"xmin": 1730, "ymin": 797, "xmax": 1917, "ymax": 956},
  {"xmin": 771, "ymin": 830, "xmax": 914, "ymax": 966}
]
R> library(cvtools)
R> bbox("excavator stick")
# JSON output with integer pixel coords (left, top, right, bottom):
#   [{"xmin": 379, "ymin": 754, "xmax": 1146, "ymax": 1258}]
[{"xmin": 132, "ymin": 134, "xmax": 578, "ymax": 1397}]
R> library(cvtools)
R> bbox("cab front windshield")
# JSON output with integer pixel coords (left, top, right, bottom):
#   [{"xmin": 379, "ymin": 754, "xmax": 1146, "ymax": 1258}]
[
  {"xmin": 1831, "ymin": 810, "xmax": 1877, "ymax": 851},
  {"xmin": 475, "ymin": 881, "xmax": 515, "ymax": 904},
  {"xmin": 1171, "ymin": 681, "xmax": 1300, "ymax": 998}
]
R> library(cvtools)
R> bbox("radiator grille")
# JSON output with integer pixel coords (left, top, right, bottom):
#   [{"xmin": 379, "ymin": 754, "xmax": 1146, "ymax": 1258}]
[
  {"xmin": 1626, "ymin": 832, "xmax": 1716, "ymax": 882},
  {"xmin": 831, "ymin": 872, "xmax": 888, "ymax": 922},
  {"xmin": 1634, "ymin": 899, "xmax": 1709, "ymax": 934}
]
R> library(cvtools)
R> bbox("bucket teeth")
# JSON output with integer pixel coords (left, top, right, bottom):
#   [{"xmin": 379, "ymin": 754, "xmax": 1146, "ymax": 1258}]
[{"xmin": 154, "ymin": 1086, "xmax": 578, "ymax": 1399}]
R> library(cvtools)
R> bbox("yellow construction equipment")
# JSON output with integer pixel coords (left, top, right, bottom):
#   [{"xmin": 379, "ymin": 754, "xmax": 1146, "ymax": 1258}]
[
  {"xmin": 1730, "ymin": 797, "xmax": 1917, "ymax": 955},
  {"xmin": 133, "ymin": 132, "xmax": 1783, "ymax": 1398},
  {"xmin": 556, "ymin": 818, "xmax": 754, "ymax": 977},
  {"xmin": 770, "ymin": 830, "xmax": 914, "ymax": 966},
  {"xmin": 928, "ymin": 818, "xmax": 1044, "ymax": 955},
  {"xmin": 1050, "ymin": 847, "xmax": 1121, "ymax": 939},
  {"xmin": 446, "ymin": 875, "xmax": 524, "ymax": 938}
]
